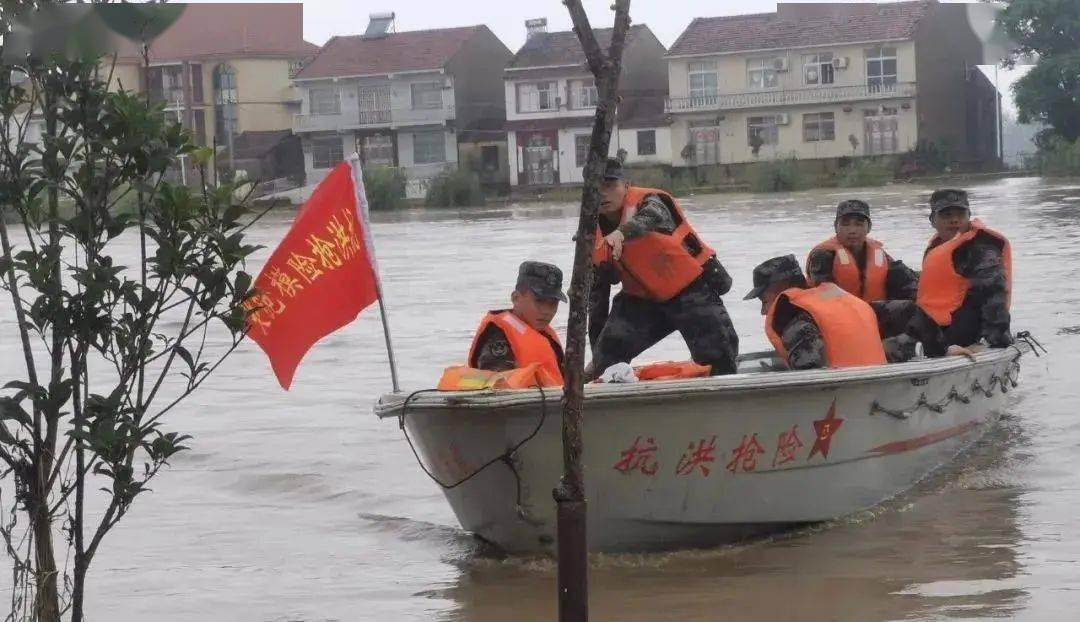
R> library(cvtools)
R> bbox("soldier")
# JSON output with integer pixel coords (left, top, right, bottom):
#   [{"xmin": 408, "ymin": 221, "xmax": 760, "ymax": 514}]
[
  {"xmin": 468, "ymin": 261, "xmax": 566, "ymax": 380},
  {"xmin": 588, "ymin": 158, "xmax": 738, "ymax": 377},
  {"xmin": 909, "ymin": 189, "xmax": 1013, "ymax": 357},
  {"xmin": 744, "ymin": 255, "xmax": 888, "ymax": 370},
  {"xmin": 806, "ymin": 199, "xmax": 919, "ymax": 339}
]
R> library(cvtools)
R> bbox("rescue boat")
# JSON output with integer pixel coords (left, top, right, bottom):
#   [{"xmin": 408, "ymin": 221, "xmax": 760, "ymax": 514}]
[{"xmin": 374, "ymin": 341, "xmax": 1032, "ymax": 554}]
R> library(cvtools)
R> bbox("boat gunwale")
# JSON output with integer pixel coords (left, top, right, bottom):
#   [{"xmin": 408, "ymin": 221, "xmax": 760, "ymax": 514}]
[{"xmin": 373, "ymin": 344, "xmax": 1027, "ymax": 417}]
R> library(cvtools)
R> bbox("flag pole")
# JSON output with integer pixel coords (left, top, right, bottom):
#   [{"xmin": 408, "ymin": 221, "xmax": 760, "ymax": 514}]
[
  {"xmin": 349, "ymin": 153, "xmax": 401, "ymax": 393},
  {"xmin": 376, "ymin": 284, "xmax": 400, "ymax": 393}
]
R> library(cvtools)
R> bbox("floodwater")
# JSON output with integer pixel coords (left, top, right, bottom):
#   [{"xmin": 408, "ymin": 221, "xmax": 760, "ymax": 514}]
[{"xmin": 2, "ymin": 176, "xmax": 1080, "ymax": 621}]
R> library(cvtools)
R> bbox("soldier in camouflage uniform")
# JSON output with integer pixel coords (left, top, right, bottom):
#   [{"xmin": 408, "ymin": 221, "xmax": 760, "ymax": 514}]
[
  {"xmin": 745, "ymin": 255, "xmax": 914, "ymax": 368},
  {"xmin": 473, "ymin": 261, "xmax": 566, "ymax": 372},
  {"xmin": 806, "ymin": 199, "xmax": 920, "ymax": 340},
  {"xmin": 588, "ymin": 159, "xmax": 738, "ymax": 377},
  {"xmin": 907, "ymin": 189, "xmax": 1013, "ymax": 357}
]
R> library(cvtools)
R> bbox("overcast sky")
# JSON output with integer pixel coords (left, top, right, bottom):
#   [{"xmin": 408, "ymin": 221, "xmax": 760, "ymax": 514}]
[{"xmin": 185, "ymin": 0, "xmax": 1028, "ymax": 110}]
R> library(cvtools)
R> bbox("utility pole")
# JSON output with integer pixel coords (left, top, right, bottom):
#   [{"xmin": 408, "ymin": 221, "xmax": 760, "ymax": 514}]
[{"xmin": 554, "ymin": 2, "xmax": 631, "ymax": 621}]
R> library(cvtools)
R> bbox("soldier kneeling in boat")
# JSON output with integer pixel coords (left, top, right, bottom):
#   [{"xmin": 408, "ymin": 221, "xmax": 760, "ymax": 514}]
[
  {"xmin": 588, "ymin": 158, "xmax": 739, "ymax": 378},
  {"xmin": 806, "ymin": 199, "xmax": 919, "ymax": 339},
  {"xmin": 907, "ymin": 189, "xmax": 1013, "ymax": 357},
  {"xmin": 745, "ymin": 255, "xmax": 894, "ymax": 370}
]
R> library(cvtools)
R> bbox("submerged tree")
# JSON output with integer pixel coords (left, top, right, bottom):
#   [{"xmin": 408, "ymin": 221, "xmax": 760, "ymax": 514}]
[{"xmin": 0, "ymin": 52, "xmax": 258, "ymax": 622}]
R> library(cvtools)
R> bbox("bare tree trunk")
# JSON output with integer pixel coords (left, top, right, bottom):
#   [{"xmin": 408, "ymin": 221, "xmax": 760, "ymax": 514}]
[{"xmin": 556, "ymin": 2, "xmax": 632, "ymax": 621}]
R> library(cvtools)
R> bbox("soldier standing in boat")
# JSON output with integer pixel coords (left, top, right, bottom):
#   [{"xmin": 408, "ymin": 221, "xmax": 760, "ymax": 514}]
[
  {"xmin": 744, "ymin": 254, "xmax": 892, "ymax": 369},
  {"xmin": 587, "ymin": 158, "xmax": 739, "ymax": 378},
  {"xmin": 806, "ymin": 199, "xmax": 920, "ymax": 339},
  {"xmin": 908, "ymin": 189, "xmax": 1013, "ymax": 357},
  {"xmin": 468, "ymin": 261, "xmax": 566, "ymax": 380}
]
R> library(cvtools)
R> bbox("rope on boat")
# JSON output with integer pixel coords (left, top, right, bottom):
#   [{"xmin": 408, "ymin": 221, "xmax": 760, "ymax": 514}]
[
  {"xmin": 397, "ymin": 383, "xmax": 549, "ymax": 519},
  {"xmin": 1016, "ymin": 331, "xmax": 1048, "ymax": 357},
  {"xmin": 870, "ymin": 356, "xmax": 1022, "ymax": 420}
]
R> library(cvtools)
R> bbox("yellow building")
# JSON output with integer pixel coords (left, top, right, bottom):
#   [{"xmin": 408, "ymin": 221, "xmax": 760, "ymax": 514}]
[
  {"xmin": 108, "ymin": 3, "xmax": 317, "ymax": 169},
  {"xmin": 665, "ymin": 1, "xmax": 1000, "ymax": 169}
]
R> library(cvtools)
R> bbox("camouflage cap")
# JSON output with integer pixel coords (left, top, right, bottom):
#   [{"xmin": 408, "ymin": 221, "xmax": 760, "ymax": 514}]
[
  {"xmin": 743, "ymin": 254, "xmax": 807, "ymax": 300},
  {"xmin": 517, "ymin": 261, "xmax": 567, "ymax": 302},
  {"xmin": 836, "ymin": 199, "xmax": 871, "ymax": 222},
  {"xmin": 930, "ymin": 189, "xmax": 970, "ymax": 214},
  {"xmin": 603, "ymin": 157, "xmax": 625, "ymax": 180}
]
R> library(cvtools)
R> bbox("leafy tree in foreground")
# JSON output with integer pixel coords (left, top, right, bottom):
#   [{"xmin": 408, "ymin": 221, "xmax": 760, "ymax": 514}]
[{"xmin": 0, "ymin": 55, "xmax": 259, "ymax": 620}]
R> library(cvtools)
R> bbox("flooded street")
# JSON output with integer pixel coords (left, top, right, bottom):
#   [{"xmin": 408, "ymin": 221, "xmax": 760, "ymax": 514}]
[{"xmin": 3, "ymin": 176, "xmax": 1080, "ymax": 620}]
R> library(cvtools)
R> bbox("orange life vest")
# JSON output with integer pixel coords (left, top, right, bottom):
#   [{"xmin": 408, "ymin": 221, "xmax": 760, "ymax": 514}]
[
  {"xmin": 467, "ymin": 310, "xmax": 564, "ymax": 385},
  {"xmin": 634, "ymin": 360, "xmax": 712, "ymax": 381},
  {"xmin": 806, "ymin": 237, "xmax": 889, "ymax": 302},
  {"xmin": 437, "ymin": 363, "xmax": 561, "ymax": 391},
  {"xmin": 765, "ymin": 283, "xmax": 887, "ymax": 369},
  {"xmin": 916, "ymin": 219, "xmax": 1012, "ymax": 327},
  {"xmin": 591, "ymin": 187, "xmax": 715, "ymax": 302}
]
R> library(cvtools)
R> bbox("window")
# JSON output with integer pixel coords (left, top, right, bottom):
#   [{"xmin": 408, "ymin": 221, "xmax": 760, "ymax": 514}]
[
  {"xmin": 803, "ymin": 112, "xmax": 835, "ymax": 142},
  {"xmin": 803, "ymin": 53, "xmax": 834, "ymax": 85},
  {"xmin": 411, "ymin": 82, "xmax": 443, "ymax": 110},
  {"xmin": 865, "ymin": 46, "xmax": 898, "ymax": 91},
  {"xmin": 747, "ymin": 115, "xmax": 780, "ymax": 146},
  {"xmin": 637, "ymin": 130, "xmax": 656, "ymax": 156},
  {"xmin": 213, "ymin": 64, "xmax": 239, "ymax": 140},
  {"xmin": 568, "ymin": 78, "xmax": 598, "ymax": 109},
  {"xmin": 361, "ymin": 134, "xmax": 394, "ymax": 167},
  {"xmin": 413, "ymin": 131, "xmax": 446, "ymax": 164},
  {"xmin": 517, "ymin": 81, "xmax": 557, "ymax": 113},
  {"xmin": 288, "ymin": 60, "xmax": 304, "ymax": 78},
  {"xmin": 190, "ymin": 63, "xmax": 204, "ymax": 104},
  {"xmin": 575, "ymin": 134, "xmax": 590, "ymax": 168},
  {"xmin": 747, "ymin": 58, "xmax": 781, "ymax": 89},
  {"xmin": 312, "ymin": 137, "xmax": 344, "ymax": 169},
  {"xmin": 309, "ymin": 86, "xmax": 340, "ymax": 116},
  {"xmin": 688, "ymin": 61, "xmax": 718, "ymax": 99}
]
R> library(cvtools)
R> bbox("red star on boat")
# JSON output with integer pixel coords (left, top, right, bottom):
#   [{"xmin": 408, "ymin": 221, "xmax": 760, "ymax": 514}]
[{"xmin": 808, "ymin": 400, "xmax": 844, "ymax": 461}]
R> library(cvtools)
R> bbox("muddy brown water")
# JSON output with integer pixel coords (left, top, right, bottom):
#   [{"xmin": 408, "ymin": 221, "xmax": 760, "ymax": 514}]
[{"xmin": 1, "ymin": 177, "xmax": 1078, "ymax": 620}]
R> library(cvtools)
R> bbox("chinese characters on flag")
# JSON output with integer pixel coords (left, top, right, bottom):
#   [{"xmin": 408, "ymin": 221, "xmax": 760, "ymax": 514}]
[{"xmin": 246, "ymin": 159, "xmax": 380, "ymax": 389}]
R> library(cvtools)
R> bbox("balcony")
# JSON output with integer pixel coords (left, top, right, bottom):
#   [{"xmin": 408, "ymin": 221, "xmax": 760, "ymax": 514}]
[
  {"xmin": 293, "ymin": 104, "xmax": 455, "ymax": 133},
  {"xmin": 666, "ymin": 82, "xmax": 917, "ymax": 114}
]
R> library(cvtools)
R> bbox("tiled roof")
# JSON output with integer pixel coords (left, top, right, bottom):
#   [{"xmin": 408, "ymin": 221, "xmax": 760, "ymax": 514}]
[
  {"xmin": 668, "ymin": 1, "xmax": 931, "ymax": 57},
  {"xmin": 295, "ymin": 26, "xmax": 486, "ymax": 79},
  {"xmin": 508, "ymin": 24, "xmax": 651, "ymax": 70},
  {"xmin": 113, "ymin": 3, "xmax": 316, "ymax": 62}
]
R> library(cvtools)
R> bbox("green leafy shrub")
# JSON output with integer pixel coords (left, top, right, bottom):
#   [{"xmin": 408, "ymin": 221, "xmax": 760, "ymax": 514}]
[
  {"xmin": 838, "ymin": 158, "xmax": 893, "ymax": 188},
  {"xmin": 425, "ymin": 167, "xmax": 484, "ymax": 207},
  {"xmin": 363, "ymin": 166, "xmax": 406, "ymax": 210},
  {"xmin": 746, "ymin": 157, "xmax": 802, "ymax": 192}
]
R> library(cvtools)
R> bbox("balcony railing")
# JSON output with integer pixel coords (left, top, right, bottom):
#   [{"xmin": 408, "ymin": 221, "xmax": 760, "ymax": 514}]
[
  {"xmin": 666, "ymin": 82, "xmax": 917, "ymax": 114},
  {"xmin": 293, "ymin": 104, "xmax": 455, "ymax": 133}
]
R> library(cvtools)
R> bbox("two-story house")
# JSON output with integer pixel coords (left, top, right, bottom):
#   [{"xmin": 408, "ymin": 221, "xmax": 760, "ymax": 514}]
[
  {"xmin": 291, "ymin": 16, "xmax": 512, "ymax": 196},
  {"xmin": 109, "ymin": 3, "xmax": 318, "ymax": 164},
  {"xmin": 664, "ymin": 1, "xmax": 1000, "ymax": 170},
  {"xmin": 505, "ymin": 20, "xmax": 669, "ymax": 187}
]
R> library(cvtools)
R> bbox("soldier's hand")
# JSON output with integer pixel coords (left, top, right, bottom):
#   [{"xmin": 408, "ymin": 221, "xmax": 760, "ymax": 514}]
[
  {"xmin": 604, "ymin": 230, "xmax": 626, "ymax": 261},
  {"xmin": 946, "ymin": 345, "xmax": 978, "ymax": 361}
]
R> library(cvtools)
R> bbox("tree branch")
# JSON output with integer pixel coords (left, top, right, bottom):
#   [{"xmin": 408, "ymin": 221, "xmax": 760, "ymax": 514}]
[{"xmin": 563, "ymin": 0, "xmax": 607, "ymax": 77}]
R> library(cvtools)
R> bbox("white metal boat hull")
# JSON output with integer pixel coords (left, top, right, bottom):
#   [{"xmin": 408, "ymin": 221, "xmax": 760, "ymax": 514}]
[{"xmin": 376, "ymin": 347, "xmax": 1024, "ymax": 553}]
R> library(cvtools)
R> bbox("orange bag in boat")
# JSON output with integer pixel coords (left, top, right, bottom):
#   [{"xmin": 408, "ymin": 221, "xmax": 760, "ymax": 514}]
[
  {"xmin": 437, "ymin": 363, "xmax": 562, "ymax": 391},
  {"xmin": 634, "ymin": 360, "xmax": 712, "ymax": 381}
]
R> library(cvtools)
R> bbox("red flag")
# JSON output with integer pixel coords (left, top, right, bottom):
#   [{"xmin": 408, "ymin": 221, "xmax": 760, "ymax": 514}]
[{"xmin": 246, "ymin": 158, "xmax": 380, "ymax": 389}]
